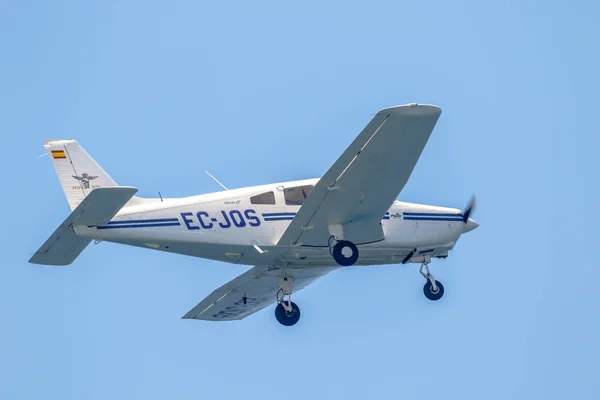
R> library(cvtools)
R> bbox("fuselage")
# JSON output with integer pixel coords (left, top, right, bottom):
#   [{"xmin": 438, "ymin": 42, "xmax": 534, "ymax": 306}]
[{"xmin": 74, "ymin": 178, "xmax": 473, "ymax": 267}]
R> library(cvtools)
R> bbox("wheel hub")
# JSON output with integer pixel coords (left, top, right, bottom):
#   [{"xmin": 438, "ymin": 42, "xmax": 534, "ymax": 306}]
[{"xmin": 341, "ymin": 246, "xmax": 353, "ymax": 258}]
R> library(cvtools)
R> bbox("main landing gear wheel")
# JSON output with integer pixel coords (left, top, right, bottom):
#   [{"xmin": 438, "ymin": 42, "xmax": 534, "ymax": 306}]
[
  {"xmin": 331, "ymin": 240, "xmax": 359, "ymax": 266},
  {"xmin": 423, "ymin": 280, "xmax": 444, "ymax": 301},
  {"xmin": 275, "ymin": 277, "xmax": 300, "ymax": 326},
  {"xmin": 275, "ymin": 301, "xmax": 301, "ymax": 326}
]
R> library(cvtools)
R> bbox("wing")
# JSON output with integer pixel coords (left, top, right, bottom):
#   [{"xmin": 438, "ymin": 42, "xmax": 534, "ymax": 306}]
[
  {"xmin": 182, "ymin": 265, "xmax": 337, "ymax": 321},
  {"xmin": 278, "ymin": 103, "xmax": 441, "ymax": 247}
]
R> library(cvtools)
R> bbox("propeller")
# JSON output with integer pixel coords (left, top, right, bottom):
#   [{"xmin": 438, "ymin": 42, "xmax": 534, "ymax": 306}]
[{"xmin": 462, "ymin": 195, "xmax": 476, "ymax": 223}]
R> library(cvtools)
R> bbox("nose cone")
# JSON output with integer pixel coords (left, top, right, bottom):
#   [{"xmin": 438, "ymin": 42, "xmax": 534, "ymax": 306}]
[{"xmin": 463, "ymin": 218, "xmax": 479, "ymax": 233}]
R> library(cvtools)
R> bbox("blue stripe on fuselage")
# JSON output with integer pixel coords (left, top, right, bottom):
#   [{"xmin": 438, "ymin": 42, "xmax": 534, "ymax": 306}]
[
  {"xmin": 107, "ymin": 218, "xmax": 180, "ymax": 225},
  {"xmin": 98, "ymin": 222, "xmax": 181, "ymax": 229},
  {"xmin": 403, "ymin": 217, "xmax": 463, "ymax": 222},
  {"xmin": 262, "ymin": 212, "xmax": 296, "ymax": 221},
  {"xmin": 403, "ymin": 212, "xmax": 463, "ymax": 218}
]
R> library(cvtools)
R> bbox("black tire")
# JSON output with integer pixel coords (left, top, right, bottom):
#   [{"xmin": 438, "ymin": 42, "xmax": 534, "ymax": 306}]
[
  {"xmin": 332, "ymin": 240, "xmax": 359, "ymax": 266},
  {"xmin": 275, "ymin": 301, "xmax": 301, "ymax": 326},
  {"xmin": 423, "ymin": 280, "xmax": 444, "ymax": 301}
]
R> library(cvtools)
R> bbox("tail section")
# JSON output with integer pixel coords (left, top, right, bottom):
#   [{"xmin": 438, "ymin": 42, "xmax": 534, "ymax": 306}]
[
  {"xmin": 32, "ymin": 139, "xmax": 147, "ymax": 265},
  {"xmin": 30, "ymin": 186, "xmax": 138, "ymax": 265},
  {"xmin": 44, "ymin": 139, "xmax": 119, "ymax": 210}
]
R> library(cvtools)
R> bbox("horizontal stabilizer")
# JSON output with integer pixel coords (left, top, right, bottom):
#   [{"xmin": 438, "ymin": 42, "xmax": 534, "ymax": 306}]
[{"xmin": 29, "ymin": 186, "xmax": 138, "ymax": 266}]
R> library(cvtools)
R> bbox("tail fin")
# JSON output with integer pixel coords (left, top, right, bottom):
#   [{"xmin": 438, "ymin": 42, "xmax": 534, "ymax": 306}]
[{"xmin": 44, "ymin": 139, "xmax": 120, "ymax": 210}]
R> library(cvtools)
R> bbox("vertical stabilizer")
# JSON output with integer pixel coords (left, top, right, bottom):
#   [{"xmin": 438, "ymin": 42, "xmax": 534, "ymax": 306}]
[{"xmin": 44, "ymin": 139, "xmax": 118, "ymax": 210}]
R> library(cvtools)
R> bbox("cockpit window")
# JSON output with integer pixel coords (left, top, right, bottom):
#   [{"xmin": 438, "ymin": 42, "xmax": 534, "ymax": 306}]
[
  {"xmin": 250, "ymin": 191, "xmax": 276, "ymax": 205},
  {"xmin": 284, "ymin": 185, "xmax": 314, "ymax": 206}
]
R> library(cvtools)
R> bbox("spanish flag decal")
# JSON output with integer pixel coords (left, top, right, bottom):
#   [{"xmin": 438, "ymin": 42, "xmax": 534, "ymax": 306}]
[{"xmin": 51, "ymin": 150, "xmax": 66, "ymax": 159}]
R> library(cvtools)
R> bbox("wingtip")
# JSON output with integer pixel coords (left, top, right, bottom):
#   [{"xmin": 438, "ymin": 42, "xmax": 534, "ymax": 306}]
[
  {"xmin": 28, "ymin": 256, "xmax": 72, "ymax": 266},
  {"xmin": 377, "ymin": 103, "xmax": 441, "ymax": 117}
]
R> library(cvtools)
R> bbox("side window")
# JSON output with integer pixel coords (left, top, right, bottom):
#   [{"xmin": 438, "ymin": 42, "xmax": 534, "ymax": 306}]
[
  {"xmin": 250, "ymin": 191, "xmax": 276, "ymax": 205},
  {"xmin": 284, "ymin": 185, "xmax": 314, "ymax": 206}
]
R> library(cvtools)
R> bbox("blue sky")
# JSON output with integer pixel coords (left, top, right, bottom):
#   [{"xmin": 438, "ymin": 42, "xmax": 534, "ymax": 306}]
[{"xmin": 1, "ymin": 1, "xmax": 599, "ymax": 398}]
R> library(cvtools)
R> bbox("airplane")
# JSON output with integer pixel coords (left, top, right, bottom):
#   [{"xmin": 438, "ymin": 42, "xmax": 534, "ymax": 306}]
[{"xmin": 30, "ymin": 103, "xmax": 478, "ymax": 326}]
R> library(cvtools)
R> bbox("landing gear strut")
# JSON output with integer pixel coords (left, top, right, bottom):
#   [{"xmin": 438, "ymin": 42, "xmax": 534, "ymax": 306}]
[
  {"xmin": 275, "ymin": 277, "xmax": 301, "ymax": 326},
  {"xmin": 420, "ymin": 259, "xmax": 444, "ymax": 301}
]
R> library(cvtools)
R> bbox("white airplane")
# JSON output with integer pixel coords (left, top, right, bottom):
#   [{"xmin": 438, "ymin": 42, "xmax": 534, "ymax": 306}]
[{"xmin": 30, "ymin": 103, "xmax": 478, "ymax": 326}]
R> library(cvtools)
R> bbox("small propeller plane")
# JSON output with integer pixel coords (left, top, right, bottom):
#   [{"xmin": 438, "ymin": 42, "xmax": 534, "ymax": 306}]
[{"xmin": 31, "ymin": 103, "xmax": 478, "ymax": 326}]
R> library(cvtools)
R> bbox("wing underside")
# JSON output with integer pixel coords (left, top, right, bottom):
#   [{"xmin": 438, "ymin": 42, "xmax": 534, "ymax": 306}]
[{"xmin": 182, "ymin": 265, "xmax": 338, "ymax": 321}]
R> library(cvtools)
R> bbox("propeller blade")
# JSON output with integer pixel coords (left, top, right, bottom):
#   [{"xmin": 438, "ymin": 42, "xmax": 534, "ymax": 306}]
[{"xmin": 462, "ymin": 196, "xmax": 476, "ymax": 223}]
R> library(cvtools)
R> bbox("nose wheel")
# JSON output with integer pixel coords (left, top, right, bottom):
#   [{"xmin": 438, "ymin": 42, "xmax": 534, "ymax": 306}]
[
  {"xmin": 423, "ymin": 279, "xmax": 444, "ymax": 301},
  {"xmin": 420, "ymin": 260, "xmax": 444, "ymax": 301}
]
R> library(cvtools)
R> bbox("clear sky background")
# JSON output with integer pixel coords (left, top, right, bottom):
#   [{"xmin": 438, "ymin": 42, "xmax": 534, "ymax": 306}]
[{"xmin": 1, "ymin": 1, "xmax": 599, "ymax": 399}]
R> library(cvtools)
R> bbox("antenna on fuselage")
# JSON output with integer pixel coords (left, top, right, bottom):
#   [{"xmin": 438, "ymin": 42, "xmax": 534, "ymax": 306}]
[
  {"xmin": 205, "ymin": 170, "xmax": 229, "ymax": 191},
  {"xmin": 152, "ymin": 180, "xmax": 164, "ymax": 202}
]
